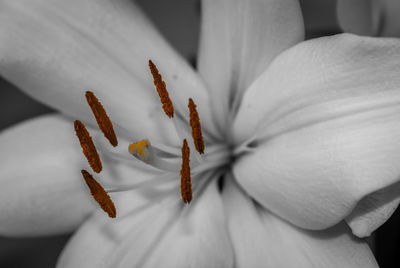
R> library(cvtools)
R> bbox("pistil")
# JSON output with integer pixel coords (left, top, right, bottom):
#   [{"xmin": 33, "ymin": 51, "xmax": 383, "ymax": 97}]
[{"xmin": 128, "ymin": 139, "xmax": 150, "ymax": 162}]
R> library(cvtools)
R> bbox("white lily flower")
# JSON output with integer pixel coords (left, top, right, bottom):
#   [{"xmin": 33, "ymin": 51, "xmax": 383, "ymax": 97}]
[
  {"xmin": 337, "ymin": 0, "xmax": 400, "ymax": 37},
  {"xmin": 1, "ymin": 0, "xmax": 399, "ymax": 267}
]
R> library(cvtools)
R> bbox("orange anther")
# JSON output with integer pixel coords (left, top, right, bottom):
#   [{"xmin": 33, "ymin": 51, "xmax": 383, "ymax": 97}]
[
  {"xmin": 85, "ymin": 91, "xmax": 118, "ymax": 147},
  {"xmin": 180, "ymin": 139, "xmax": 192, "ymax": 204},
  {"xmin": 74, "ymin": 120, "xmax": 102, "ymax": 173},
  {"xmin": 81, "ymin": 169, "xmax": 116, "ymax": 218},
  {"xmin": 148, "ymin": 60, "xmax": 174, "ymax": 118},
  {"xmin": 188, "ymin": 98, "xmax": 205, "ymax": 154}
]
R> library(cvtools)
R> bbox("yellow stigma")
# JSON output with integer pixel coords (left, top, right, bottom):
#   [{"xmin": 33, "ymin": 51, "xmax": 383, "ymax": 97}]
[{"xmin": 128, "ymin": 139, "xmax": 150, "ymax": 162}]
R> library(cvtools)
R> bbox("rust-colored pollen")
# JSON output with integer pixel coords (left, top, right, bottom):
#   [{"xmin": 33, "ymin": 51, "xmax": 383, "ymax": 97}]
[
  {"xmin": 74, "ymin": 120, "xmax": 102, "ymax": 173},
  {"xmin": 180, "ymin": 139, "xmax": 192, "ymax": 204},
  {"xmin": 81, "ymin": 169, "xmax": 116, "ymax": 218},
  {"xmin": 148, "ymin": 60, "xmax": 174, "ymax": 118},
  {"xmin": 85, "ymin": 91, "xmax": 118, "ymax": 147},
  {"xmin": 188, "ymin": 98, "xmax": 205, "ymax": 154}
]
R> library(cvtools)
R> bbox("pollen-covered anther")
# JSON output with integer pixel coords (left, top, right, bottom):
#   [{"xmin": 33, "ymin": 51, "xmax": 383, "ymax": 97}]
[
  {"xmin": 128, "ymin": 139, "xmax": 150, "ymax": 162},
  {"xmin": 74, "ymin": 120, "xmax": 102, "ymax": 173},
  {"xmin": 188, "ymin": 98, "xmax": 205, "ymax": 154},
  {"xmin": 148, "ymin": 60, "xmax": 174, "ymax": 118},
  {"xmin": 81, "ymin": 169, "xmax": 116, "ymax": 218},
  {"xmin": 85, "ymin": 91, "xmax": 118, "ymax": 147},
  {"xmin": 180, "ymin": 139, "xmax": 192, "ymax": 204}
]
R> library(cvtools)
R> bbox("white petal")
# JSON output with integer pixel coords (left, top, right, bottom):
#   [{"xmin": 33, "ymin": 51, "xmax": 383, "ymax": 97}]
[
  {"xmin": 223, "ymin": 176, "xmax": 378, "ymax": 268},
  {"xmin": 0, "ymin": 0, "xmax": 218, "ymax": 146},
  {"xmin": 379, "ymin": 0, "xmax": 400, "ymax": 37},
  {"xmin": 140, "ymin": 180, "xmax": 233, "ymax": 268},
  {"xmin": 337, "ymin": 0, "xmax": 400, "ymax": 37},
  {"xmin": 0, "ymin": 113, "xmax": 162, "ymax": 236},
  {"xmin": 197, "ymin": 0, "xmax": 304, "ymax": 130},
  {"xmin": 346, "ymin": 181, "xmax": 400, "ymax": 238},
  {"xmin": 57, "ymin": 192, "xmax": 172, "ymax": 268},
  {"xmin": 57, "ymin": 180, "xmax": 233, "ymax": 268},
  {"xmin": 0, "ymin": 115, "xmax": 94, "ymax": 236},
  {"xmin": 337, "ymin": 0, "xmax": 381, "ymax": 36},
  {"xmin": 233, "ymin": 34, "xmax": 400, "ymax": 230}
]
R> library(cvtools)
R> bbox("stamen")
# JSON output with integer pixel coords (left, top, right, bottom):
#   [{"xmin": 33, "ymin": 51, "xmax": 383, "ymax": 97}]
[
  {"xmin": 148, "ymin": 60, "xmax": 174, "ymax": 118},
  {"xmin": 188, "ymin": 98, "xmax": 205, "ymax": 154},
  {"xmin": 74, "ymin": 120, "xmax": 102, "ymax": 173},
  {"xmin": 85, "ymin": 91, "xmax": 118, "ymax": 147},
  {"xmin": 128, "ymin": 139, "xmax": 150, "ymax": 162},
  {"xmin": 180, "ymin": 139, "xmax": 192, "ymax": 204},
  {"xmin": 81, "ymin": 169, "xmax": 116, "ymax": 218}
]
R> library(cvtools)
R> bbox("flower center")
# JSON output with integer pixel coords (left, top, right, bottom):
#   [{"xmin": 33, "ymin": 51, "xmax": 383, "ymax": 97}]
[{"xmin": 73, "ymin": 60, "xmax": 231, "ymax": 218}]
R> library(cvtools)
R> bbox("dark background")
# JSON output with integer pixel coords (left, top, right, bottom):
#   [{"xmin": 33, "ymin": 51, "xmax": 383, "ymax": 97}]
[{"xmin": 0, "ymin": 0, "xmax": 398, "ymax": 267}]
